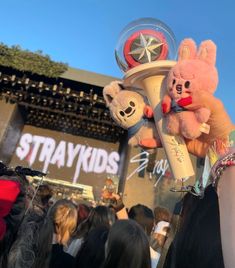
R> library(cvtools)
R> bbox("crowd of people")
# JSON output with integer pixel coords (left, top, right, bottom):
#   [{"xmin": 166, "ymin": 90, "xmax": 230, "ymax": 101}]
[{"xmin": 0, "ymin": 166, "xmax": 172, "ymax": 268}]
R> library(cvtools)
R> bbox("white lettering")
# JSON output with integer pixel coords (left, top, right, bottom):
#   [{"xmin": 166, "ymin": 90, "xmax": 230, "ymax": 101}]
[
  {"xmin": 67, "ymin": 143, "xmax": 81, "ymax": 167},
  {"xmin": 73, "ymin": 145, "xmax": 86, "ymax": 183},
  {"xmin": 16, "ymin": 133, "xmax": 32, "ymax": 160},
  {"xmin": 153, "ymin": 159, "xmax": 169, "ymax": 176},
  {"xmin": 15, "ymin": 133, "xmax": 120, "ymax": 183},
  {"xmin": 39, "ymin": 137, "xmax": 56, "ymax": 173},
  {"xmin": 106, "ymin": 151, "xmax": 120, "ymax": 174},
  {"xmin": 153, "ymin": 159, "xmax": 169, "ymax": 187},
  {"xmin": 29, "ymin": 135, "xmax": 45, "ymax": 166},
  {"xmin": 93, "ymin": 149, "xmax": 108, "ymax": 173},
  {"xmin": 127, "ymin": 151, "xmax": 149, "ymax": 180},
  {"xmin": 81, "ymin": 147, "xmax": 93, "ymax": 172},
  {"xmin": 50, "ymin": 141, "xmax": 66, "ymax": 168},
  {"xmin": 88, "ymin": 148, "xmax": 98, "ymax": 172}
]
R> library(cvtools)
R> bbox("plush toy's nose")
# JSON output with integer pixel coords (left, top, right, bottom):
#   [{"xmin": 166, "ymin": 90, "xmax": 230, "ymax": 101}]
[
  {"xmin": 176, "ymin": 84, "xmax": 182, "ymax": 94},
  {"xmin": 125, "ymin": 107, "xmax": 132, "ymax": 114}
]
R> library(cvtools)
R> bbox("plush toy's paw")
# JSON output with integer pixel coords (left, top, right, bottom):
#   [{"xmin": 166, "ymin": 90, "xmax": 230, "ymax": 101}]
[
  {"xmin": 128, "ymin": 136, "xmax": 139, "ymax": 147},
  {"xmin": 195, "ymin": 107, "xmax": 211, "ymax": 123},
  {"xmin": 177, "ymin": 96, "xmax": 192, "ymax": 107},
  {"xmin": 162, "ymin": 95, "xmax": 171, "ymax": 114},
  {"xmin": 180, "ymin": 116, "xmax": 202, "ymax": 139},
  {"xmin": 182, "ymin": 128, "xmax": 202, "ymax": 139},
  {"xmin": 139, "ymin": 138, "xmax": 159, "ymax": 149},
  {"xmin": 162, "ymin": 103, "xmax": 168, "ymax": 114},
  {"xmin": 144, "ymin": 105, "xmax": 154, "ymax": 118}
]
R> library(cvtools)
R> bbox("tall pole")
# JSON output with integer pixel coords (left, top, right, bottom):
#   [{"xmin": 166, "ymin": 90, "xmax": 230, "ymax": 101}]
[{"xmin": 117, "ymin": 131, "xmax": 130, "ymax": 194}]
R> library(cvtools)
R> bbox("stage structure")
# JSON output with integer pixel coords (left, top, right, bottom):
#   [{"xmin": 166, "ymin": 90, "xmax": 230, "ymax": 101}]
[
  {"xmin": 0, "ymin": 44, "xmax": 129, "ymax": 202},
  {"xmin": 0, "ymin": 44, "xmax": 204, "ymax": 210}
]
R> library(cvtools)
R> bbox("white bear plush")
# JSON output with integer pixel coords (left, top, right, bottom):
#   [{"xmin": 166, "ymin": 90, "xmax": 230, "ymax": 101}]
[{"xmin": 103, "ymin": 81, "xmax": 159, "ymax": 149}]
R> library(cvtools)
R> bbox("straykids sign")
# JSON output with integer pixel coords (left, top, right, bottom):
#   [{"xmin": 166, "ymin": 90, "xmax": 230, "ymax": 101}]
[{"xmin": 15, "ymin": 132, "xmax": 120, "ymax": 183}]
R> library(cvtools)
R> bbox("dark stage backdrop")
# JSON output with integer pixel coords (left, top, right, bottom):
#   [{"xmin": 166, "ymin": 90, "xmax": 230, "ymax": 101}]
[
  {"xmin": 10, "ymin": 125, "xmax": 120, "ymax": 200},
  {"xmin": 9, "ymin": 125, "xmax": 204, "ymax": 210},
  {"xmin": 124, "ymin": 147, "xmax": 203, "ymax": 212}
]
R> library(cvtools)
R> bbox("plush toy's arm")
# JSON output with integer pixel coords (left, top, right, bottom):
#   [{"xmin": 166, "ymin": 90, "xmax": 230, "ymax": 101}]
[
  {"xmin": 162, "ymin": 94, "xmax": 172, "ymax": 114},
  {"xmin": 139, "ymin": 138, "xmax": 158, "ymax": 149},
  {"xmin": 194, "ymin": 107, "xmax": 211, "ymax": 123},
  {"xmin": 128, "ymin": 136, "xmax": 138, "ymax": 147},
  {"xmin": 144, "ymin": 105, "xmax": 154, "ymax": 118},
  {"xmin": 180, "ymin": 90, "xmax": 234, "ymax": 141}
]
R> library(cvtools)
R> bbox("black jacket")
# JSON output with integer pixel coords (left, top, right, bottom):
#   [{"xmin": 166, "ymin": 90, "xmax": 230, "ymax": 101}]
[{"xmin": 50, "ymin": 244, "xmax": 75, "ymax": 268}]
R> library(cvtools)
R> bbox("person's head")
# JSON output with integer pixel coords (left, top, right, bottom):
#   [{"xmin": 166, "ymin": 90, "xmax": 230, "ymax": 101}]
[
  {"xmin": 33, "ymin": 199, "xmax": 78, "ymax": 268},
  {"xmin": 50, "ymin": 199, "xmax": 78, "ymax": 245},
  {"xmin": 154, "ymin": 206, "xmax": 171, "ymax": 224},
  {"xmin": 75, "ymin": 225, "xmax": 109, "ymax": 268},
  {"xmin": 36, "ymin": 184, "xmax": 53, "ymax": 207},
  {"xmin": 128, "ymin": 204, "xmax": 154, "ymax": 237},
  {"xmin": 164, "ymin": 186, "xmax": 224, "ymax": 268},
  {"xmin": 89, "ymin": 206, "xmax": 115, "ymax": 227},
  {"xmin": 152, "ymin": 221, "xmax": 170, "ymax": 250},
  {"xmin": 152, "ymin": 206, "xmax": 171, "ymax": 250},
  {"xmin": 26, "ymin": 184, "xmax": 53, "ymax": 215},
  {"xmin": 103, "ymin": 219, "xmax": 151, "ymax": 268},
  {"xmin": 77, "ymin": 204, "xmax": 91, "ymax": 226},
  {"xmin": 77, "ymin": 205, "xmax": 115, "ymax": 239}
]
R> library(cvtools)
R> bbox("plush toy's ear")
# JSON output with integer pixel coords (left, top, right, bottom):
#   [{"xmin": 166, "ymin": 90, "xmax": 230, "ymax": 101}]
[
  {"xmin": 197, "ymin": 40, "xmax": 216, "ymax": 66},
  {"xmin": 103, "ymin": 81, "xmax": 121, "ymax": 107},
  {"xmin": 178, "ymin": 38, "xmax": 197, "ymax": 61}
]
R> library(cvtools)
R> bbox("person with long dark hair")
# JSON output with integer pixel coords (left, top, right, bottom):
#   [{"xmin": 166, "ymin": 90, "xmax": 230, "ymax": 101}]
[
  {"xmin": 163, "ymin": 185, "xmax": 224, "ymax": 268},
  {"xmin": 76, "ymin": 203, "xmax": 91, "ymax": 226},
  {"xmin": 67, "ymin": 205, "xmax": 115, "ymax": 257},
  {"xmin": 103, "ymin": 219, "xmax": 151, "ymax": 268},
  {"xmin": 128, "ymin": 204, "xmax": 160, "ymax": 268},
  {"xmin": 74, "ymin": 225, "xmax": 109, "ymax": 268}
]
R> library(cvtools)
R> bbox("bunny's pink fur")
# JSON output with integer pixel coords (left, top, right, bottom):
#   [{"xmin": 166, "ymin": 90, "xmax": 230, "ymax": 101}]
[{"xmin": 162, "ymin": 39, "xmax": 218, "ymax": 139}]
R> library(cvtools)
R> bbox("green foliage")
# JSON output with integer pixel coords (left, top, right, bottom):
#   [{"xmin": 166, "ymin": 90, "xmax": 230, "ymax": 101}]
[{"xmin": 0, "ymin": 43, "xmax": 68, "ymax": 78}]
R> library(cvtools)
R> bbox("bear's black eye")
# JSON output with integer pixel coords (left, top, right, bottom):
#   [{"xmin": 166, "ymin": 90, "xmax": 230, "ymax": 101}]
[
  {"xmin": 129, "ymin": 101, "xmax": 135, "ymax": 107},
  {"xmin": 185, "ymin": 81, "xmax": 190, "ymax": 88},
  {"xmin": 119, "ymin": 111, "xmax": 125, "ymax": 117},
  {"xmin": 172, "ymin": 79, "xmax": 176, "ymax": 85}
]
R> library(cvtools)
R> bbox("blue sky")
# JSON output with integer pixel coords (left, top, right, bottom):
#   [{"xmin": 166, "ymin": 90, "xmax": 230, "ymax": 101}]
[{"xmin": 0, "ymin": 0, "xmax": 234, "ymax": 121}]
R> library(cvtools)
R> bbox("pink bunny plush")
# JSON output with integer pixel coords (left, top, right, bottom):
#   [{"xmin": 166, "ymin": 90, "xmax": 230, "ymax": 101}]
[{"xmin": 162, "ymin": 38, "xmax": 218, "ymax": 139}]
